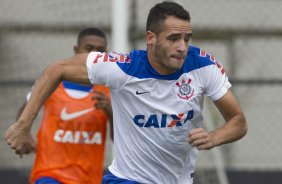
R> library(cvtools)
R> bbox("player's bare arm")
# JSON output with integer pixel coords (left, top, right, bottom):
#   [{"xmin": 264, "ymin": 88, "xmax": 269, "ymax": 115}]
[
  {"xmin": 188, "ymin": 89, "xmax": 247, "ymax": 150},
  {"xmin": 12, "ymin": 101, "xmax": 37, "ymax": 154},
  {"xmin": 5, "ymin": 53, "xmax": 90, "ymax": 158}
]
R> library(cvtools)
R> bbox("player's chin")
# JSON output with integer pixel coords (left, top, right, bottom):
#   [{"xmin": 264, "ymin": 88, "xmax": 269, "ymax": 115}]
[
  {"xmin": 169, "ymin": 65, "xmax": 183, "ymax": 72},
  {"xmin": 170, "ymin": 58, "xmax": 184, "ymax": 69}
]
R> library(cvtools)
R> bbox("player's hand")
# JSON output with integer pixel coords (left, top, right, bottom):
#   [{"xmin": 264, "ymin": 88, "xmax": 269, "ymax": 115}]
[
  {"xmin": 5, "ymin": 122, "xmax": 36, "ymax": 158},
  {"xmin": 188, "ymin": 128, "xmax": 216, "ymax": 150},
  {"xmin": 91, "ymin": 91, "xmax": 112, "ymax": 117}
]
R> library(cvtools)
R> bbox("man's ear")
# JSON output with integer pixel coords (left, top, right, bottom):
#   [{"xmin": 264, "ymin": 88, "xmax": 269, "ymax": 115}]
[{"xmin": 146, "ymin": 31, "xmax": 156, "ymax": 47}]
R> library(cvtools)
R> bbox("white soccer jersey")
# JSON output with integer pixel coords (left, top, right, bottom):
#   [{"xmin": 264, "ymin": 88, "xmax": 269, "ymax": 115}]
[{"xmin": 86, "ymin": 45, "xmax": 231, "ymax": 184}]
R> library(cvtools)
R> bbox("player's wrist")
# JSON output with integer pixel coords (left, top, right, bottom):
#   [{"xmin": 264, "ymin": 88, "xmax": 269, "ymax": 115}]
[
  {"xmin": 209, "ymin": 131, "xmax": 221, "ymax": 148},
  {"xmin": 15, "ymin": 119, "xmax": 32, "ymax": 132}
]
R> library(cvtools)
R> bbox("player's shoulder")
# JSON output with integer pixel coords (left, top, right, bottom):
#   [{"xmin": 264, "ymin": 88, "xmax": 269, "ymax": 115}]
[
  {"xmin": 116, "ymin": 50, "xmax": 148, "ymax": 76},
  {"xmin": 129, "ymin": 50, "xmax": 147, "ymax": 60},
  {"xmin": 183, "ymin": 45, "xmax": 216, "ymax": 72},
  {"xmin": 187, "ymin": 45, "xmax": 214, "ymax": 64}
]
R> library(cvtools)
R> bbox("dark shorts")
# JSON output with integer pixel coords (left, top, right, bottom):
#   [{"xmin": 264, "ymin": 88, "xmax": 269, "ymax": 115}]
[
  {"xmin": 35, "ymin": 177, "xmax": 61, "ymax": 184},
  {"xmin": 102, "ymin": 172, "xmax": 140, "ymax": 184}
]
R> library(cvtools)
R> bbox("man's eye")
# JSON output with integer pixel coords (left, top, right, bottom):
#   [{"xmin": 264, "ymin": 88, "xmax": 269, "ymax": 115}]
[
  {"xmin": 184, "ymin": 37, "xmax": 190, "ymax": 43},
  {"xmin": 84, "ymin": 46, "xmax": 93, "ymax": 51},
  {"xmin": 169, "ymin": 37, "xmax": 177, "ymax": 42}
]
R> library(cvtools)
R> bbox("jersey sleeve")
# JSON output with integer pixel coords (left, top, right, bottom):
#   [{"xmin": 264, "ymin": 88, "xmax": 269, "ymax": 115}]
[
  {"xmin": 86, "ymin": 52, "xmax": 129, "ymax": 90},
  {"xmin": 201, "ymin": 59, "xmax": 232, "ymax": 101}
]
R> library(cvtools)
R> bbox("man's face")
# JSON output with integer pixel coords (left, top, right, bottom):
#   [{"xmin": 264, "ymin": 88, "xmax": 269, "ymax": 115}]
[
  {"xmin": 74, "ymin": 35, "xmax": 107, "ymax": 54},
  {"xmin": 147, "ymin": 16, "xmax": 192, "ymax": 75}
]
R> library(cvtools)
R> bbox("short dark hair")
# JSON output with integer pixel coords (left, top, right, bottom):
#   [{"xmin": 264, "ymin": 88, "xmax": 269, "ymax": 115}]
[
  {"xmin": 77, "ymin": 27, "xmax": 107, "ymax": 44},
  {"xmin": 146, "ymin": 1, "xmax": 191, "ymax": 34}
]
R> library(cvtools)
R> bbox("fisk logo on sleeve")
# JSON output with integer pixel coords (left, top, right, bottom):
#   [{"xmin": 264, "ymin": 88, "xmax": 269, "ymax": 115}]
[
  {"xmin": 199, "ymin": 50, "xmax": 225, "ymax": 74},
  {"xmin": 93, "ymin": 52, "xmax": 131, "ymax": 64}
]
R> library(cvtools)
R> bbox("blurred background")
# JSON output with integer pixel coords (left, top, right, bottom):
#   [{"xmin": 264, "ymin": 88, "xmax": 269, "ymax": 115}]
[{"xmin": 0, "ymin": 0, "xmax": 282, "ymax": 183}]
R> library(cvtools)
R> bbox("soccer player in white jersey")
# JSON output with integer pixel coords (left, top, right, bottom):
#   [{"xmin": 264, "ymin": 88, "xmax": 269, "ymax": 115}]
[{"xmin": 6, "ymin": 1, "xmax": 247, "ymax": 184}]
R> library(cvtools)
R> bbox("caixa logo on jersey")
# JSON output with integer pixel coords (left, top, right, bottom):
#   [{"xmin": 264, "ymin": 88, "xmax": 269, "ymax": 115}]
[{"xmin": 133, "ymin": 110, "xmax": 194, "ymax": 128}]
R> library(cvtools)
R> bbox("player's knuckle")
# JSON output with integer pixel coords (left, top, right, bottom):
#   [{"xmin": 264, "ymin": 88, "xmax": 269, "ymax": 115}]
[{"xmin": 10, "ymin": 143, "xmax": 17, "ymax": 149}]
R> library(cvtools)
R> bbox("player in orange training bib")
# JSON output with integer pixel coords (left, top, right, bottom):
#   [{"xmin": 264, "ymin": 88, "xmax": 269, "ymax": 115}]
[{"xmin": 16, "ymin": 28, "xmax": 113, "ymax": 184}]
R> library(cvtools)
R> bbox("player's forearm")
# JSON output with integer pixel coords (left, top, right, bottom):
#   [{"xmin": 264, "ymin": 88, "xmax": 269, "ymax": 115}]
[
  {"xmin": 17, "ymin": 63, "xmax": 62, "ymax": 130},
  {"xmin": 210, "ymin": 112, "xmax": 247, "ymax": 147},
  {"xmin": 16, "ymin": 102, "xmax": 27, "ymax": 121}
]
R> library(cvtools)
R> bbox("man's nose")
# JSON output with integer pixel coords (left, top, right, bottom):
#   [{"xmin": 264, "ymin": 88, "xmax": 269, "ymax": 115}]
[{"xmin": 177, "ymin": 40, "xmax": 187, "ymax": 52}]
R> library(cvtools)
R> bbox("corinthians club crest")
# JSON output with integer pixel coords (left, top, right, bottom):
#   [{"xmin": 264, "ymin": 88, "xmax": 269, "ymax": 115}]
[{"xmin": 176, "ymin": 77, "xmax": 194, "ymax": 100}]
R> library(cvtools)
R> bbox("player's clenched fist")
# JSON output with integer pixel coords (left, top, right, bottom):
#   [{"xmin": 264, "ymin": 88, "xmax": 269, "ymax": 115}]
[
  {"xmin": 5, "ymin": 122, "xmax": 36, "ymax": 158},
  {"xmin": 188, "ymin": 128, "xmax": 216, "ymax": 150}
]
